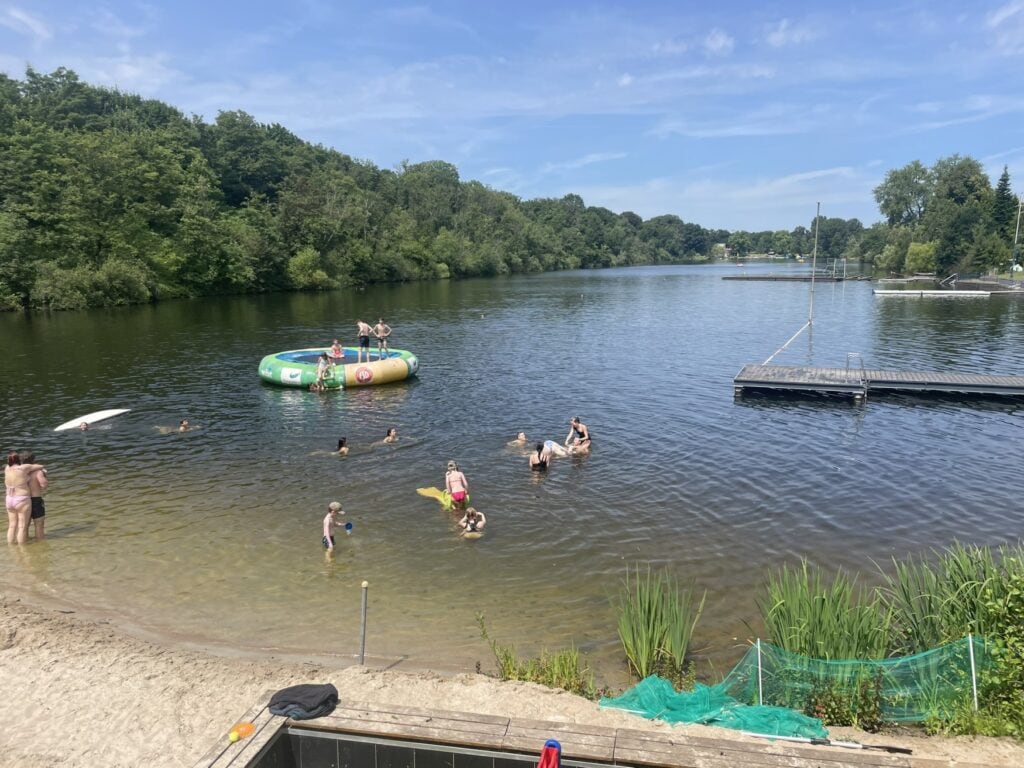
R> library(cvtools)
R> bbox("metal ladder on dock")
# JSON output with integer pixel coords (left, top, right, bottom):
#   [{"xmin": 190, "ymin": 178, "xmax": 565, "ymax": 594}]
[{"xmin": 846, "ymin": 353, "xmax": 867, "ymax": 401}]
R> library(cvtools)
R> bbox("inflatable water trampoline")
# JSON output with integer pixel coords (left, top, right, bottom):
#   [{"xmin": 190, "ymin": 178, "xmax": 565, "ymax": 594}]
[{"xmin": 259, "ymin": 347, "xmax": 419, "ymax": 389}]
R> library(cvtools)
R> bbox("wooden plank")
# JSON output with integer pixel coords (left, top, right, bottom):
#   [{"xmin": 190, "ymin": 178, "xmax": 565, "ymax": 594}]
[
  {"xmin": 613, "ymin": 729, "xmax": 910, "ymax": 768},
  {"xmin": 503, "ymin": 718, "xmax": 616, "ymax": 762},
  {"xmin": 299, "ymin": 702, "xmax": 509, "ymax": 749},
  {"xmin": 197, "ymin": 690, "xmax": 283, "ymax": 768}
]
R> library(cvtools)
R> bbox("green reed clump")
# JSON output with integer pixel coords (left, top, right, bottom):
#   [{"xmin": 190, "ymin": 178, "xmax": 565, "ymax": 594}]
[
  {"xmin": 881, "ymin": 542, "xmax": 1004, "ymax": 655},
  {"xmin": 476, "ymin": 614, "xmax": 598, "ymax": 699},
  {"xmin": 758, "ymin": 559, "xmax": 889, "ymax": 661},
  {"xmin": 613, "ymin": 564, "xmax": 705, "ymax": 687}
]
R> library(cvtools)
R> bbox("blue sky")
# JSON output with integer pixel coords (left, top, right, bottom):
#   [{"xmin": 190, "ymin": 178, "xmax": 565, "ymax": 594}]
[{"xmin": 1, "ymin": 1, "xmax": 1022, "ymax": 231}]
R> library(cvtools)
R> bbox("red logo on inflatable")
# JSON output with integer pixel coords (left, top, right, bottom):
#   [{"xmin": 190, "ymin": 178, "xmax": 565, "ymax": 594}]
[{"xmin": 356, "ymin": 367, "xmax": 374, "ymax": 384}]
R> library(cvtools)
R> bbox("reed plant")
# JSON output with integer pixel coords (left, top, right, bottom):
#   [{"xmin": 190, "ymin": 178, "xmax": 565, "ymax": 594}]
[
  {"xmin": 476, "ymin": 614, "xmax": 598, "ymax": 699},
  {"xmin": 613, "ymin": 564, "xmax": 705, "ymax": 686},
  {"xmin": 880, "ymin": 542, "xmax": 1000, "ymax": 654},
  {"xmin": 758, "ymin": 559, "xmax": 889, "ymax": 661}
]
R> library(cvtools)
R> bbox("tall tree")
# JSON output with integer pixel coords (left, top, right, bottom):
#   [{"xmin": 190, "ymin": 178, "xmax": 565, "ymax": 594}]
[
  {"xmin": 873, "ymin": 160, "xmax": 932, "ymax": 227},
  {"xmin": 993, "ymin": 166, "xmax": 1018, "ymax": 245}
]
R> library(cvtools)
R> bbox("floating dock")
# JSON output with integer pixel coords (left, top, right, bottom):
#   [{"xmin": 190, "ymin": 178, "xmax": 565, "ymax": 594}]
[
  {"xmin": 723, "ymin": 275, "xmax": 847, "ymax": 282},
  {"xmin": 873, "ymin": 289, "xmax": 990, "ymax": 297},
  {"xmin": 734, "ymin": 364, "xmax": 1024, "ymax": 399}
]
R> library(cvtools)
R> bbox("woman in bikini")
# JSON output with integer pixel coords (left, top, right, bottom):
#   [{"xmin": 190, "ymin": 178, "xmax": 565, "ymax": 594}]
[
  {"xmin": 6, "ymin": 452, "xmax": 44, "ymax": 545},
  {"xmin": 445, "ymin": 461, "xmax": 470, "ymax": 512}
]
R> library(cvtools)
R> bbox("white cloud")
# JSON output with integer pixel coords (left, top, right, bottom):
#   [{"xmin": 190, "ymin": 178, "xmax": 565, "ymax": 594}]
[
  {"xmin": 703, "ymin": 28, "xmax": 734, "ymax": 57},
  {"xmin": 651, "ymin": 38, "xmax": 688, "ymax": 56},
  {"xmin": 986, "ymin": 2, "xmax": 1024, "ymax": 55},
  {"xmin": 89, "ymin": 8, "xmax": 148, "ymax": 40},
  {"xmin": 0, "ymin": 6, "xmax": 51, "ymax": 42},
  {"xmin": 652, "ymin": 103, "xmax": 828, "ymax": 139},
  {"xmin": 901, "ymin": 94, "xmax": 1024, "ymax": 132},
  {"xmin": 765, "ymin": 19, "xmax": 816, "ymax": 48},
  {"xmin": 570, "ymin": 166, "xmax": 878, "ymax": 230},
  {"xmin": 541, "ymin": 152, "xmax": 627, "ymax": 174},
  {"xmin": 617, "ymin": 73, "xmax": 633, "ymax": 86}
]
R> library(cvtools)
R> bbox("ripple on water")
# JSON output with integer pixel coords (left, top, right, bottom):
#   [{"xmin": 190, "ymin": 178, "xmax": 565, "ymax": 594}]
[{"xmin": 3, "ymin": 268, "xmax": 1024, "ymax": 679}]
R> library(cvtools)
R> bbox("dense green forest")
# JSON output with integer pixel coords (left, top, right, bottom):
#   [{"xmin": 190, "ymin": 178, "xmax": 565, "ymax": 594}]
[{"xmin": 0, "ymin": 68, "xmax": 1016, "ymax": 310}]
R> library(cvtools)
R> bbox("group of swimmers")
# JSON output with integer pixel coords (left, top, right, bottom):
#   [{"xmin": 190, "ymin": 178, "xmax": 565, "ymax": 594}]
[
  {"xmin": 511, "ymin": 416, "xmax": 593, "ymax": 472},
  {"xmin": 320, "ymin": 417, "xmax": 591, "ymax": 550},
  {"xmin": 311, "ymin": 319, "xmax": 394, "ymax": 392}
]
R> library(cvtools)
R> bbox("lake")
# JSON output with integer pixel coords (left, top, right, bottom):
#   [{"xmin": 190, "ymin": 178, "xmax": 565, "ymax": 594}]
[{"xmin": 3, "ymin": 264, "xmax": 1023, "ymax": 684}]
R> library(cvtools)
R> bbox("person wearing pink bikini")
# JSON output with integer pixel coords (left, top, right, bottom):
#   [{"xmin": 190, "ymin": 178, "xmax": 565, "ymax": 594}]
[{"xmin": 6, "ymin": 452, "xmax": 44, "ymax": 545}]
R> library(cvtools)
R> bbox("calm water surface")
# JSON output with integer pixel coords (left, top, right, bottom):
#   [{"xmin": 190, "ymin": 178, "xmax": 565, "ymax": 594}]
[{"xmin": 3, "ymin": 264, "xmax": 1024, "ymax": 684}]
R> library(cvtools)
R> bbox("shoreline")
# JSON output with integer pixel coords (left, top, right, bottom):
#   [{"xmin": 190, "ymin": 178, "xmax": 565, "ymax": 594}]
[{"xmin": 3, "ymin": 592, "xmax": 1024, "ymax": 767}]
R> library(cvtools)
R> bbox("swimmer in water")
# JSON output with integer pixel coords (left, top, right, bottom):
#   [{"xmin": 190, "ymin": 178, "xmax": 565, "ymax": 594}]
[
  {"xmin": 529, "ymin": 442, "xmax": 549, "ymax": 471},
  {"xmin": 459, "ymin": 507, "xmax": 486, "ymax": 533},
  {"xmin": 507, "ymin": 431, "xmax": 528, "ymax": 447},
  {"xmin": 79, "ymin": 422, "xmax": 89, "ymax": 431},
  {"xmin": 382, "ymin": 428, "xmax": 398, "ymax": 444},
  {"xmin": 178, "ymin": 419, "xmax": 190, "ymax": 433},
  {"xmin": 335, "ymin": 437, "xmax": 349, "ymax": 456}
]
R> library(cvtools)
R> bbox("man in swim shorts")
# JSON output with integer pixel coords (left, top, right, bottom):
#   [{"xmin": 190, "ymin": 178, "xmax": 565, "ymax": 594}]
[
  {"xmin": 356, "ymin": 320, "xmax": 373, "ymax": 363},
  {"xmin": 24, "ymin": 452, "xmax": 47, "ymax": 541},
  {"xmin": 373, "ymin": 318, "xmax": 391, "ymax": 359}
]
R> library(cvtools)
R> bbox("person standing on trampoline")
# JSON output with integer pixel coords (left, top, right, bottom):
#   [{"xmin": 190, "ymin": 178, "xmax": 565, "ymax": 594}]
[
  {"xmin": 356, "ymin": 320, "xmax": 373, "ymax": 363},
  {"xmin": 373, "ymin": 318, "xmax": 392, "ymax": 359}
]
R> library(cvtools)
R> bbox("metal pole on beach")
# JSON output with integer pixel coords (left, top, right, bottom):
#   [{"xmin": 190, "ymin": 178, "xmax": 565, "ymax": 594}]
[{"xmin": 359, "ymin": 580, "xmax": 369, "ymax": 665}]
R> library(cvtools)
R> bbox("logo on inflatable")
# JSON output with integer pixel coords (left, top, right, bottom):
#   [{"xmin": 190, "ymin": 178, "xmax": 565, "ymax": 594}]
[{"xmin": 355, "ymin": 367, "xmax": 374, "ymax": 384}]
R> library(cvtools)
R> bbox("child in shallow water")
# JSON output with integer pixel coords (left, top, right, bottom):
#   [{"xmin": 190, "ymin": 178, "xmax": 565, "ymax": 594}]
[{"xmin": 322, "ymin": 501, "xmax": 345, "ymax": 552}]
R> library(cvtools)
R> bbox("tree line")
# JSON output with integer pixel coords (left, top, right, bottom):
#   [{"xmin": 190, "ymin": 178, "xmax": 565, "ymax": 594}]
[
  {"xmin": 3, "ymin": 68, "xmax": 987, "ymax": 312},
  {"xmin": 868, "ymin": 157, "xmax": 1018, "ymax": 276}
]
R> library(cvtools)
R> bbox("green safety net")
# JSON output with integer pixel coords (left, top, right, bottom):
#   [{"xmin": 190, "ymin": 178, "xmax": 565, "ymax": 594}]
[{"xmin": 600, "ymin": 636, "xmax": 988, "ymax": 736}]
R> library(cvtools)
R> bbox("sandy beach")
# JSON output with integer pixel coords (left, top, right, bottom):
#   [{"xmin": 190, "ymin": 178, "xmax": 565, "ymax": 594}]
[{"xmin": 1, "ymin": 593, "xmax": 1023, "ymax": 767}]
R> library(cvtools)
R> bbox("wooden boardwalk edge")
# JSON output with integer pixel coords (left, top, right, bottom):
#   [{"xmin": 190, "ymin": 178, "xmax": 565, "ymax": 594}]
[{"xmin": 194, "ymin": 695, "xmax": 996, "ymax": 768}]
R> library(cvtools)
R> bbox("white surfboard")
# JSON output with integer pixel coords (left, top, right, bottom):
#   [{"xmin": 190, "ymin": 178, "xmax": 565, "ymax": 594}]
[{"xmin": 54, "ymin": 408, "xmax": 131, "ymax": 432}]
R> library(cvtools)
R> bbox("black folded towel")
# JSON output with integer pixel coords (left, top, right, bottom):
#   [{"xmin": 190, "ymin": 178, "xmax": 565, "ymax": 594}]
[{"xmin": 269, "ymin": 683, "xmax": 339, "ymax": 720}]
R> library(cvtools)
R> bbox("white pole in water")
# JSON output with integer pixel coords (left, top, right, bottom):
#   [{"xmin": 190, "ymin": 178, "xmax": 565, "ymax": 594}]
[
  {"xmin": 808, "ymin": 202, "xmax": 821, "ymax": 324},
  {"xmin": 1013, "ymin": 198, "xmax": 1022, "ymax": 281},
  {"xmin": 359, "ymin": 581, "xmax": 369, "ymax": 665},
  {"xmin": 756, "ymin": 639, "xmax": 764, "ymax": 706},
  {"xmin": 968, "ymin": 634, "xmax": 978, "ymax": 711}
]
